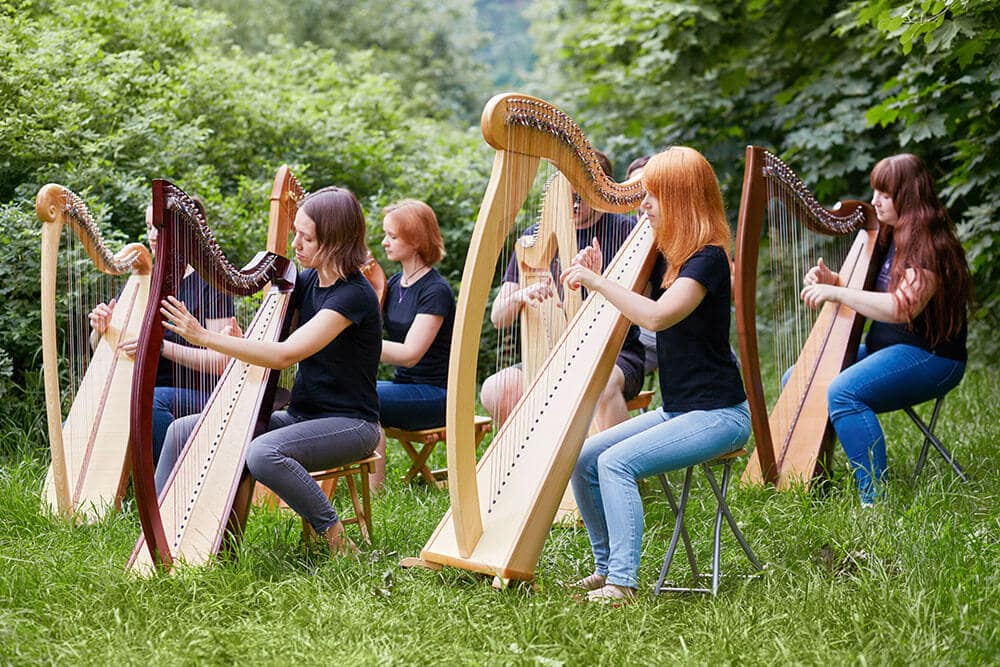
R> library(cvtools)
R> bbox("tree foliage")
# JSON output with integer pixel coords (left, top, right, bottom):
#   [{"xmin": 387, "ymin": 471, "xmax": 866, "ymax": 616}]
[
  {"xmin": 529, "ymin": 0, "xmax": 999, "ymax": 359},
  {"xmin": 0, "ymin": 0, "xmax": 490, "ymax": 399}
]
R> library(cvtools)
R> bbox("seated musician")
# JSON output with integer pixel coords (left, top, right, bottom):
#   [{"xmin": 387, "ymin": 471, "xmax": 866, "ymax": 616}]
[
  {"xmin": 371, "ymin": 199, "xmax": 455, "ymax": 488},
  {"xmin": 480, "ymin": 150, "xmax": 646, "ymax": 431},
  {"xmin": 157, "ymin": 186, "xmax": 382, "ymax": 556},
  {"xmin": 560, "ymin": 147, "xmax": 751, "ymax": 603},
  {"xmin": 800, "ymin": 153, "xmax": 970, "ymax": 506},
  {"xmin": 88, "ymin": 200, "xmax": 235, "ymax": 463}
]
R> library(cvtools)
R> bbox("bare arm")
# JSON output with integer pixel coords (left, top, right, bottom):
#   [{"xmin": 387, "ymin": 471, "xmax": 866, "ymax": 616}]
[
  {"xmin": 800, "ymin": 267, "xmax": 937, "ymax": 323},
  {"xmin": 490, "ymin": 278, "xmax": 557, "ymax": 329},
  {"xmin": 160, "ymin": 295, "xmax": 352, "ymax": 370},
  {"xmin": 381, "ymin": 313, "xmax": 444, "ymax": 367},
  {"xmin": 560, "ymin": 264, "xmax": 707, "ymax": 332}
]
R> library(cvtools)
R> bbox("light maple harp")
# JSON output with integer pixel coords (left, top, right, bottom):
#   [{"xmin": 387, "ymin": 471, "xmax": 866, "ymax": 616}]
[
  {"xmin": 734, "ymin": 146, "xmax": 880, "ymax": 488},
  {"xmin": 37, "ymin": 184, "xmax": 152, "ymax": 521},
  {"xmin": 406, "ymin": 93, "xmax": 655, "ymax": 582}
]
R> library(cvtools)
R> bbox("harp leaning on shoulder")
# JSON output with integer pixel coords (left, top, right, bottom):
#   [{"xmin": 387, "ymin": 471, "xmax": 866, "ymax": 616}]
[
  {"xmin": 404, "ymin": 93, "xmax": 654, "ymax": 583},
  {"xmin": 37, "ymin": 184, "xmax": 153, "ymax": 521},
  {"xmin": 127, "ymin": 178, "xmax": 295, "ymax": 573},
  {"xmin": 734, "ymin": 146, "xmax": 880, "ymax": 489}
]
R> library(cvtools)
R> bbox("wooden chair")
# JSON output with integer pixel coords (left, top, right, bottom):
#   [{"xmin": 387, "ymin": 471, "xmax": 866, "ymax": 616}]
[
  {"xmin": 625, "ymin": 389, "xmax": 655, "ymax": 413},
  {"xmin": 301, "ymin": 452, "xmax": 380, "ymax": 544},
  {"xmin": 384, "ymin": 415, "xmax": 493, "ymax": 487},
  {"xmin": 654, "ymin": 448, "xmax": 762, "ymax": 596},
  {"xmin": 904, "ymin": 395, "xmax": 968, "ymax": 483}
]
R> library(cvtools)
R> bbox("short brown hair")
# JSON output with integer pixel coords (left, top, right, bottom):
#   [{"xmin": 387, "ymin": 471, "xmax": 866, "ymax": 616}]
[
  {"xmin": 381, "ymin": 199, "xmax": 445, "ymax": 266},
  {"xmin": 300, "ymin": 186, "xmax": 370, "ymax": 277}
]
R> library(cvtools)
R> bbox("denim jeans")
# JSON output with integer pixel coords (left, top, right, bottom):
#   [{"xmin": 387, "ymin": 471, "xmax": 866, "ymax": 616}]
[
  {"xmin": 828, "ymin": 344, "xmax": 965, "ymax": 504},
  {"xmin": 571, "ymin": 401, "xmax": 751, "ymax": 589},
  {"xmin": 152, "ymin": 386, "xmax": 209, "ymax": 464},
  {"xmin": 377, "ymin": 380, "xmax": 447, "ymax": 430},
  {"xmin": 157, "ymin": 410, "xmax": 379, "ymax": 534}
]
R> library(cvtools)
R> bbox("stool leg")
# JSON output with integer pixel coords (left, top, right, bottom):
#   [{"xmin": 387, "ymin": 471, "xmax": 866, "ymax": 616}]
[
  {"xmin": 655, "ymin": 466, "xmax": 695, "ymax": 595},
  {"xmin": 360, "ymin": 462, "xmax": 373, "ymax": 542},
  {"xmin": 703, "ymin": 462, "xmax": 762, "ymax": 572},
  {"xmin": 905, "ymin": 402, "xmax": 967, "ymax": 483},
  {"xmin": 706, "ymin": 461, "xmax": 728, "ymax": 596},
  {"xmin": 657, "ymin": 472, "xmax": 699, "ymax": 579}
]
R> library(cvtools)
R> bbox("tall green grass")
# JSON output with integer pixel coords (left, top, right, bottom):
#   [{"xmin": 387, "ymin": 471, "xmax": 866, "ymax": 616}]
[{"xmin": 2, "ymin": 368, "xmax": 998, "ymax": 665}]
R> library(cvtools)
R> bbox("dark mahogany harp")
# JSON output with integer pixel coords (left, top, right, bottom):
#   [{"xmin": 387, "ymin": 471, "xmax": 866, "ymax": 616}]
[
  {"xmin": 127, "ymin": 179, "xmax": 294, "ymax": 572},
  {"xmin": 734, "ymin": 146, "xmax": 880, "ymax": 488}
]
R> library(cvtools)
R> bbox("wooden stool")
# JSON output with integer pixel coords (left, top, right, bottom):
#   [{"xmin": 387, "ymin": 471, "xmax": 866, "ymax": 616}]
[
  {"xmin": 625, "ymin": 389, "xmax": 655, "ymax": 413},
  {"xmin": 302, "ymin": 452, "xmax": 380, "ymax": 544},
  {"xmin": 654, "ymin": 448, "xmax": 762, "ymax": 596},
  {"xmin": 384, "ymin": 415, "xmax": 492, "ymax": 487}
]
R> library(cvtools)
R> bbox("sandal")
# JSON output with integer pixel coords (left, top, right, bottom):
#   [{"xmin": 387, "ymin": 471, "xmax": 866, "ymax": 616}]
[
  {"xmin": 586, "ymin": 584, "xmax": 636, "ymax": 605},
  {"xmin": 569, "ymin": 572, "xmax": 607, "ymax": 591}
]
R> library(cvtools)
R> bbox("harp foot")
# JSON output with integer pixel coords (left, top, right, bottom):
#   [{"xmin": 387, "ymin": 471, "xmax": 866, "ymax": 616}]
[{"xmin": 399, "ymin": 557, "xmax": 443, "ymax": 571}]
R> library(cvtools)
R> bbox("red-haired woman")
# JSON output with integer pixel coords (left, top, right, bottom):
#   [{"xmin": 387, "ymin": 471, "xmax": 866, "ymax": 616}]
[
  {"xmin": 560, "ymin": 147, "xmax": 750, "ymax": 603},
  {"xmin": 800, "ymin": 153, "xmax": 970, "ymax": 505},
  {"xmin": 371, "ymin": 200, "xmax": 455, "ymax": 486}
]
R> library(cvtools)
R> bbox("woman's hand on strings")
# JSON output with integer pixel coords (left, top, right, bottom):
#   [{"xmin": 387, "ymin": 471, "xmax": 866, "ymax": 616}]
[
  {"xmin": 800, "ymin": 282, "xmax": 840, "ymax": 310},
  {"xmin": 803, "ymin": 257, "xmax": 839, "ymax": 287},
  {"xmin": 88, "ymin": 298, "xmax": 116, "ymax": 335},
  {"xmin": 573, "ymin": 237, "xmax": 603, "ymax": 274},
  {"xmin": 161, "ymin": 296, "xmax": 207, "ymax": 346},
  {"xmin": 516, "ymin": 275, "xmax": 556, "ymax": 308},
  {"xmin": 561, "ymin": 263, "xmax": 600, "ymax": 293},
  {"xmin": 221, "ymin": 316, "xmax": 243, "ymax": 339}
]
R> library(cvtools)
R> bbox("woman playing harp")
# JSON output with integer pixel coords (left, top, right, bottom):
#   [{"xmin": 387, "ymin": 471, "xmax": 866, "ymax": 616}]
[
  {"xmin": 561, "ymin": 147, "xmax": 751, "ymax": 603},
  {"xmin": 38, "ymin": 185, "xmax": 152, "ymax": 520},
  {"xmin": 90, "ymin": 199, "xmax": 236, "ymax": 464},
  {"xmin": 407, "ymin": 93, "xmax": 654, "ymax": 582},
  {"xmin": 155, "ymin": 186, "xmax": 382, "ymax": 561},
  {"xmin": 800, "ymin": 154, "xmax": 970, "ymax": 504}
]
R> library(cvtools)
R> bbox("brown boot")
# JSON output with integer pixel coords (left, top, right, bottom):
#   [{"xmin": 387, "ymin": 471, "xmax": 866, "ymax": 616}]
[{"xmin": 321, "ymin": 521, "xmax": 359, "ymax": 557}]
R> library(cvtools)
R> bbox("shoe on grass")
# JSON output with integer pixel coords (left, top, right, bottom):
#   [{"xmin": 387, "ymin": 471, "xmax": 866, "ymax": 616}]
[
  {"xmin": 569, "ymin": 573, "xmax": 606, "ymax": 591},
  {"xmin": 586, "ymin": 584, "xmax": 636, "ymax": 605}
]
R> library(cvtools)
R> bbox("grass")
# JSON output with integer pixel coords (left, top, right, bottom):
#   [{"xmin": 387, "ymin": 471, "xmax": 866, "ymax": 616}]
[{"xmin": 1, "ymin": 367, "xmax": 998, "ymax": 665}]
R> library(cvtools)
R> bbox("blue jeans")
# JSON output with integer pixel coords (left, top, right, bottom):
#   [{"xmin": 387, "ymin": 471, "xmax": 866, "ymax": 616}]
[
  {"xmin": 152, "ymin": 386, "xmax": 209, "ymax": 464},
  {"xmin": 571, "ymin": 401, "xmax": 751, "ymax": 589},
  {"xmin": 828, "ymin": 344, "xmax": 965, "ymax": 504},
  {"xmin": 377, "ymin": 380, "xmax": 447, "ymax": 430},
  {"xmin": 157, "ymin": 410, "xmax": 379, "ymax": 534}
]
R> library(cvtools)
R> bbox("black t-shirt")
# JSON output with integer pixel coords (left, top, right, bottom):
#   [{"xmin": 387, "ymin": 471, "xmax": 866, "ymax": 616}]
[
  {"xmin": 864, "ymin": 241, "xmax": 967, "ymax": 361},
  {"xmin": 503, "ymin": 211, "xmax": 644, "ymax": 361},
  {"xmin": 383, "ymin": 268, "xmax": 455, "ymax": 388},
  {"xmin": 287, "ymin": 269, "xmax": 382, "ymax": 423},
  {"xmin": 157, "ymin": 271, "xmax": 235, "ymax": 390},
  {"xmin": 651, "ymin": 246, "xmax": 747, "ymax": 411}
]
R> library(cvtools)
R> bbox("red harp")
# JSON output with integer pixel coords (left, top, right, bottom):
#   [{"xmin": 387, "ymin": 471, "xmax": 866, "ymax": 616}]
[
  {"xmin": 37, "ymin": 184, "xmax": 152, "ymax": 521},
  {"xmin": 734, "ymin": 146, "xmax": 879, "ymax": 488},
  {"xmin": 127, "ymin": 179, "xmax": 294, "ymax": 572}
]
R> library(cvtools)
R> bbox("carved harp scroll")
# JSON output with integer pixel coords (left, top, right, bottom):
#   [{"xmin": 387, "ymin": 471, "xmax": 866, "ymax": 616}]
[
  {"xmin": 734, "ymin": 146, "xmax": 879, "ymax": 488},
  {"xmin": 128, "ymin": 179, "xmax": 294, "ymax": 571},
  {"xmin": 419, "ymin": 93, "xmax": 653, "ymax": 580},
  {"xmin": 37, "ymin": 184, "xmax": 152, "ymax": 520}
]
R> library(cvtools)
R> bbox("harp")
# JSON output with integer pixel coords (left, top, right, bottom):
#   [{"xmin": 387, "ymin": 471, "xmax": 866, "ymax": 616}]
[
  {"xmin": 734, "ymin": 146, "xmax": 879, "ymax": 488},
  {"xmin": 409, "ymin": 93, "xmax": 655, "ymax": 582},
  {"xmin": 127, "ymin": 179, "xmax": 294, "ymax": 572},
  {"xmin": 37, "ymin": 184, "xmax": 153, "ymax": 521}
]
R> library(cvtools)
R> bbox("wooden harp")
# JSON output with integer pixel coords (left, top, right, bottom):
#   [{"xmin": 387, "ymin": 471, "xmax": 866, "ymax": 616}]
[
  {"xmin": 127, "ymin": 179, "xmax": 294, "ymax": 572},
  {"xmin": 410, "ymin": 93, "xmax": 655, "ymax": 582},
  {"xmin": 37, "ymin": 184, "xmax": 152, "ymax": 521},
  {"xmin": 734, "ymin": 146, "xmax": 879, "ymax": 488}
]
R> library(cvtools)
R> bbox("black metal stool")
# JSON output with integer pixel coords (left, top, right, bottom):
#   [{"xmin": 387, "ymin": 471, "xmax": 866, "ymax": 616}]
[
  {"xmin": 904, "ymin": 395, "xmax": 967, "ymax": 483},
  {"xmin": 654, "ymin": 448, "xmax": 762, "ymax": 596}
]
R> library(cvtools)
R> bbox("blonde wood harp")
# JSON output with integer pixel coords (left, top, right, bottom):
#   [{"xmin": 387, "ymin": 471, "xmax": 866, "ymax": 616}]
[
  {"xmin": 409, "ymin": 93, "xmax": 654, "ymax": 582},
  {"xmin": 37, "ymin": 184, "xmax": 152, "ymax": 521}
]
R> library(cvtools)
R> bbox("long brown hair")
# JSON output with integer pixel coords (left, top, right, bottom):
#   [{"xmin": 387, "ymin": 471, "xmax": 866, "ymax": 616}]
[
  {"xmin": 870, "ymin": 154, "xmax": 971, "ymax": 344},
  {"xmin": 641, "ymin": 147, "xmax": 731, "ymax": 288},
  {"xmin": 300, "ymin": 186, "xmax": 370, "ymax": 278}
]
